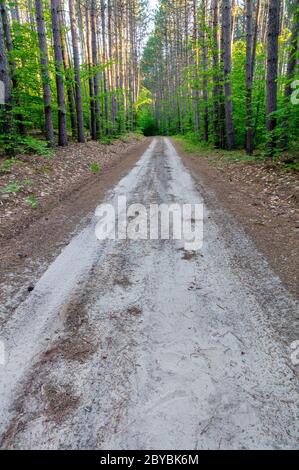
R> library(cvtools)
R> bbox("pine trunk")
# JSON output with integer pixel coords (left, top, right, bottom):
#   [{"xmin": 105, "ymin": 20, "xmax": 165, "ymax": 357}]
[
  {"xmin": 51, "ymin": 0, "xmax": 68, "ymax": 146},
  {"xmin": 0, "ymin": 10, "xmax": 12, "ymax": 147},
  {"xmin": 69, "ymin": 0, "xmax": 85, "ymax": 142},
  {"xmin": 91, "ymin": 0, "xmax": 100, "ymax": 138},
  {"xmin": 35, "ymin": 0, "xmax": 55, "ymax": 146},
  {"xmin": 245, "ymin": 0, "xmax": 254, "ymax": 154},
  {"xmin": 222, "ymin": 0, "xmax": 235, "ymax": 150},
  {"xmin": 265, "ymin": 0, "xmax": 280, "ymax": 158}
]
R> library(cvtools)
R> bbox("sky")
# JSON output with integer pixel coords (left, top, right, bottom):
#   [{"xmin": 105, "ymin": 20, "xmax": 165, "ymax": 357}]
[{"xmin": 146, "ymin": 0, "xmax": 158, "ymax": 35}]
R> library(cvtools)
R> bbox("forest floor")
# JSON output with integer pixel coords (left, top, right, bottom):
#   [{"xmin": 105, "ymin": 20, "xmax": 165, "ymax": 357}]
[
  {"xmin": 0, "ymin": 137, "xmax": 298, "ymax": 449},
  {"xmin": 0, "ymin": 133, "xmax": 145, "ymax": 241},
  {"xmin": 173, "ymin": 137, "xmax": 299, "ymax": 299}
]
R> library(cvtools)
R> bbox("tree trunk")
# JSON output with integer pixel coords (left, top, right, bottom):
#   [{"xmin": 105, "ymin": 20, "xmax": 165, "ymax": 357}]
[
  {"xmin": 280, "ymin": 2, "xmax": 299, "ymax": 149},
  {"xmin": 69, "ymin": 0, "xmax": 85, "ymax": 142},
  {"xmin": 222, "ymin": 0, "xmax": 235, "ymax": 150},
  {"xmin": 91, "ymin": 0, "xmax": 100, "ymax": 138},
  {"xmin": 202, "ymin": 0, "xmax": 209, "ymax": 141},
  {"xmin": 60, "ymin": 6, "xmax": 77, "ymax": 139},
  {"xmin": 85, "ymin": 0, "xmax": 96, "ymax": 140},
  {"xmin": 35, "ymin": 0, "xmax": 55, "ymax": 146},
  {"xmin": 212, "ymin": 0, "xmax": 221, "ymax": 147},
  {"xmin": 1, "ymin": 1, "xmax": 25, "ymax": 135},
  {"xmin": 51, "ymin": 0, "xmax": 68, "ymax": 146},
  {"xmin": 265, "ymin": 0, "xmax": 280, "ymax": 158},
  {"xmin": 284, "ymin": 2, "xmax": 298, "ymax": 97},
  {"xmin": 245, "ymin": 0, "xmax": 254, "ymax": 154},
  {"xmin": 192, "ymin": 0, "xmax": 199, "ymax": 134},
  {"xmin": 0, "ymin": 10, "xmax": 12, "ymax": 148},
  {"xmin": 100, "ymin": 0, "xmax": 109, "ymax": 134}
]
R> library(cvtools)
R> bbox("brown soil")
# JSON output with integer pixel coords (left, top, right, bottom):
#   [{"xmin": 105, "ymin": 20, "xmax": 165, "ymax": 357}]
[
  {"xmin": 0, "ymin": 136, "xmax": 150, "ymax": 325},
  {"xmin": 181, "ymin": 250, "xmax": 198, "ymax": 261},
  {"xmin": 127, "ymin": 306, "xmax": 143, "ymax": 316},
  {"xmin": 173, "ymin": 140, "xmax": 299, "ymax": 299},
  {"xmin": 0, "ymin": 135, "xmax": 146, "ymax": 240},
  {"xmin": 43, "ymin": 383, "xmax": 80, "ymax": 424}
]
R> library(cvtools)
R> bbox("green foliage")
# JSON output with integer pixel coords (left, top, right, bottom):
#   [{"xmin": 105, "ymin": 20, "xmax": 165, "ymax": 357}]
[
  {"xmin": 25, "ymin": 195, "xmax": 38, "ymax": 209},
  {"xmin": 0, "ymin": 178, "xmax": 35, "ymax": 196},
  {"xmin": 0, "ymin": 157, "xmax": 22, "ymax": 173},
  {"xmin": 22, "ymin": 179, "xmax": 34, "ymax": 186},
  {"xmin": 142, "ymin": 2, "xmax": 298, "ymax": 159},
  {"xmin": 0, "ymin": 181, "xmax": 21, "ymax": 194},
  {"xmin": 283, "ymin": 161, "xmax": 299, "ymax": 172},
  {"xmin": 19, "ymin": 136, "xmax": 54, "ymax": 157},
  {"xmin": 99, "ymin": 136, "xmax": 114, "ymax": 145},
  {"xmin": 173, "ymin": 133, "xmax": 213, "ymax": 154},
  {"xmin": 90, "ymin": 162, "xmax": 101, "ymax": 173},
  {"xmin": 174, "ymin": 133, "xmax": 263, "ymax": 165}
]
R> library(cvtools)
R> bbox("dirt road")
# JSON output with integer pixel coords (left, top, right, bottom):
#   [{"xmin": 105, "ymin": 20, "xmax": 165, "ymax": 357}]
[{"xmin": 0, "ymin": 138, "xmax": 298, "ymax": 449}]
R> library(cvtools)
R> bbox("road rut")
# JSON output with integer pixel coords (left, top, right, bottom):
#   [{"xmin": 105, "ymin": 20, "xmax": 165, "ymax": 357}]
[{"xmin": 0, "ymin": 138, "xmax": 298, "ymax": 449}]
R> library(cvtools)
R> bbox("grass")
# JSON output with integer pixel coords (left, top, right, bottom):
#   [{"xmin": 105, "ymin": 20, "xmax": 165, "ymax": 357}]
[
  {"xmin": 99, "ymin": 131, "xmax": 143, "ymax": 145},
  {"xmin": 25, "ymin": 195, "xmax": 38, "ymax": 209},
  {"xmin": 90, "ymin": 162, "xmax": 101, "ymax": 173},
  {"xmin": 173, "ymin": 134, "xmax": 260, "ymax": 165},
  {"xmin": 173, "ymin": 134, "xmax": 299, "ymax": 170},
  {"xmin": 284, "ymin": 161, "xmax": 299, "ymax": 172},
  {"xmin": 0, "ymin": 157, "xmax": 23, "ymax": 174},
  {"xmin": 0, "ymin": 181, "xmax": 22, "ymax": 194}
]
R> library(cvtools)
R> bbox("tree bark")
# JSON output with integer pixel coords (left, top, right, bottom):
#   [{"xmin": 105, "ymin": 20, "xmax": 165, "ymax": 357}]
[
  {"xmin": 0, "ymin": 9, "xmax": 12, "ymax": 146},
  {"xmin": 212, "ymin": 0, "xmax": 221, "ymax": 147},
  {"xmin": 100, "ymin": 0, "xmax": 109, "ymax": 134},
  {"xmin": 1, "ymin": 1, "xmax": 25, "ymax": 134},
  {"xmin": 91, "ymin": 0, "xmax": 100, "ymax": 138},
  {"xmin": 221, "ymin": 0, "xmax": 235, "ymax": 150},
  {"xmin": 85, "ymin": 0, "xmax": 96, "ymax": 139},
  {"xmin": 280, "ymin": 1, "xmax": 299, "ymax": 149},
  {"xmin": 35, "ymin": 0, "xmax": 55, "ymax": 146},
  {"xmin": 69, "ymin": 0, "xmax": 85, "ymax": 142},
  {"xmin": 245, "ymin": 0, "xmax": 254, "ymax": 154},
  {"xmin": 51, "ymin": 0, "xmax": 68, "ymax": 146},
  {"xmin": 202, "ymin": 0, "xmax": 209, "ymax": 141},
  {"xmin": 192, "ymin": 0, "xmax": 199, "ymax": 134},
  {"xmin": 265, "ymin": 0, "xmax": 280, "ymax": 158},
  {"xmin": 60, "ymin": 5, "xmax": 77, "ymax": 139}
]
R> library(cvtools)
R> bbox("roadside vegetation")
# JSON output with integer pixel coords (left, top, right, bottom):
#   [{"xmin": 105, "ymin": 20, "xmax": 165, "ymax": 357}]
[{"xmin": 174, "ymin": 133, "xmax": 299, "ymax": 172}]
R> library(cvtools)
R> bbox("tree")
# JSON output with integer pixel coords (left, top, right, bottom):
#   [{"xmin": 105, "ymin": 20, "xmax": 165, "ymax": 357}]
[
  {"xmin": 0, "ymin": 7, "xmax": 12, "ymax": 145},
  {"xmin": 265, "ymin": 0, "xmax": 281, "ymax": 158},
  {"xmin": 35, "ymin": 0, "xmax": 55, "ymax": 146},
  {"xmin": 201, "ymin": 0, "xmax": 209, "ymax": 142},
  {"xmin": 69, "ymin": 0, "xmax": 85, "ymax": 142},
  {"xmin": 91, "ymin": 0, "xmax": 100, "ymax": 138},
  {"xmin": 85, "ymin": 0, "xmax": 96, "ymax": 140},
  {"xmin": 221, "ymin": 0, "xmax": 235, "ymax": 150},
  {"xmin": 192, "ymin": 0, "xmax": 199, "ymax": 134},
  {"xmin": 51, "ymin": 0, "xmax": 68, "ymax": 146},
  {"xmin": 245, "ymin": 0, "xmax": 254, "ymax": 154},
  {"xmin": 281, "ymin": 1, "xmax": 299, "ymax": 150},
  {"xmin": 212, "ymin": 0, "xmax": 222, "ymax": 147},
  {"xmin": 1, "ymin": 0, "xmax": 25, "ymax": 135}
]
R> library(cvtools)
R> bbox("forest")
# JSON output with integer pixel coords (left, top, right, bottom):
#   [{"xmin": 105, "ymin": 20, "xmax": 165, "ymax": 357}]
[
  {"xmin": 0, "ymin": 0, "xmax": 298, "ymax": 159},
  {"xmin": 0, "ymin": 0, "xmax": 148, "ymax": 154},
  {"xmin": 142, "ymin": 0, "xmax": 299, "ymax": 158}
]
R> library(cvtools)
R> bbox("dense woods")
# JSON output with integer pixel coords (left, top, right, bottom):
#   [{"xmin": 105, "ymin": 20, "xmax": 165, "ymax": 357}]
[
  {"xmin": 0, "ymin": 0, "xmax": 147, "ymax": 154},
  {"xmin": 142, "ymin": 0, "xmax": 299, "ymax": 158},
  {"xmin": 0, "ymin": 0, "xmax": 298, "ymax": 159}
]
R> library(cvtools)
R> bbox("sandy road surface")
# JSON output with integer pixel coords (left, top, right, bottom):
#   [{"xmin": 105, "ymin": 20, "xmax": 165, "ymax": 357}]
[{"xmin": 0, "ymin": 138, "xmax": 298, "ymax": 449}]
